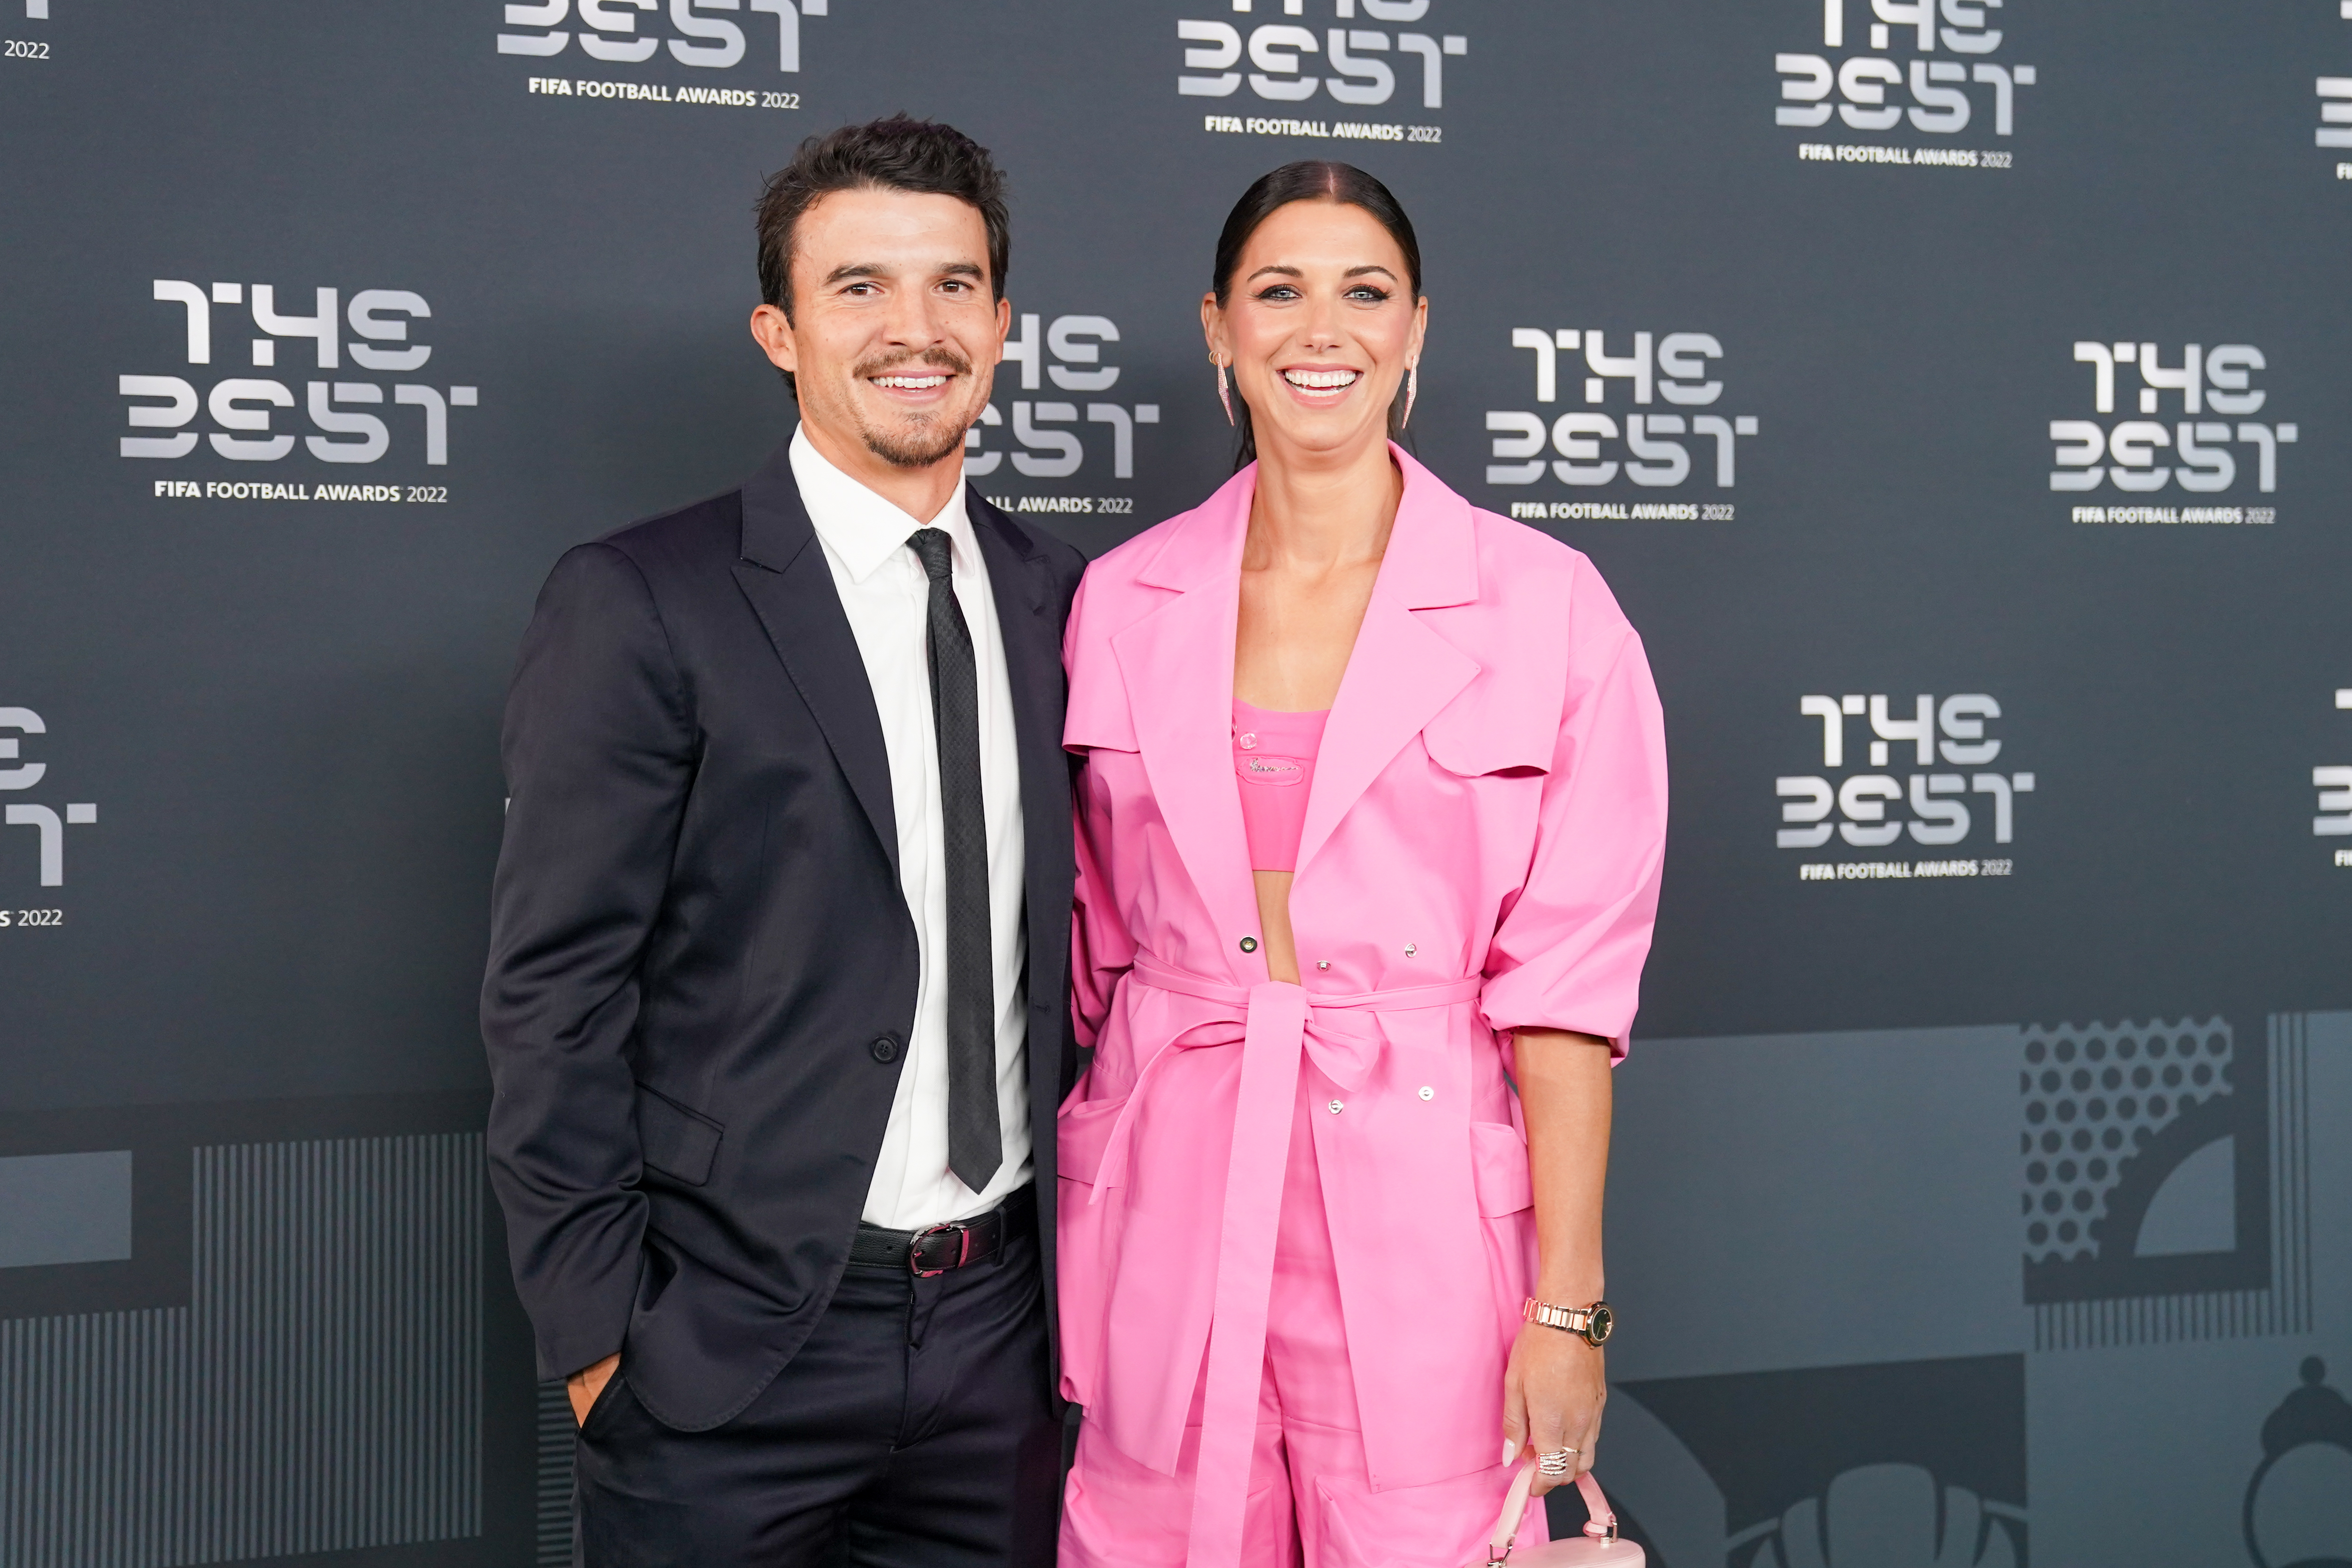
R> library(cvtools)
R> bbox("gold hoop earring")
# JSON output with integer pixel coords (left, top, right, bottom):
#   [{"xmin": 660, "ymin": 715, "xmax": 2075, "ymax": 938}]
[
  {"xmin": 1217, "ymin": 360, "xmax": 1235, "ymax": 427},
  {"xmin": 1403, "ymin": 360, "xmax": 1420, "ymax": 429}
]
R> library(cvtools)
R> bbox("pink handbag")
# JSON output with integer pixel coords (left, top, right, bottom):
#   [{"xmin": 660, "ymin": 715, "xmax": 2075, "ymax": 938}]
[{"xmin": 1479, "ymin": 1462, "xmax": 1645, "ymax": 1568}]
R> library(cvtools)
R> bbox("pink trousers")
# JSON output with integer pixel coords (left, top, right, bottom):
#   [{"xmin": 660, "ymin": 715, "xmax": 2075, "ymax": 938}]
[{"xmin": 1059, "ymin": 1074, "xmax": 1544, "ymax": 1568}]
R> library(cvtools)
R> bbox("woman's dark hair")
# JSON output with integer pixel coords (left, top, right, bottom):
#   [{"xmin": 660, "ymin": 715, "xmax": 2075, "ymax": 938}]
[
  {"xmin": 755, "ymin": 115, "xmax": 1009, "ymax": 396},
  {"xmin": 1211, "ymin": 161, "xmax": 1423, "ymax": 468}
]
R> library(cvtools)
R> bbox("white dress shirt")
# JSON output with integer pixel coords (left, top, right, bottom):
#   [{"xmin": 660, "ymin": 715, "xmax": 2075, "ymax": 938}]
[{"xmin": 790, "ymin": 425, "xmax": 1033, "ymax": 1229}]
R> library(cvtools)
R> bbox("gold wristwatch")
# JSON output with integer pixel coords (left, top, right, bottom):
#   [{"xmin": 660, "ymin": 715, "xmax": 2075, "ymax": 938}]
[{"xmin": 1523, "ymin": 1296, "xmax": 1614, "ymax": 1347}]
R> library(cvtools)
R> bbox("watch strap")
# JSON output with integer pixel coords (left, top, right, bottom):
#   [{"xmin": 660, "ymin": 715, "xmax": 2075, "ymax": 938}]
[{"xmin": 1522, "ymin": 1296, "xmax": 1612, "ymax": 1344}]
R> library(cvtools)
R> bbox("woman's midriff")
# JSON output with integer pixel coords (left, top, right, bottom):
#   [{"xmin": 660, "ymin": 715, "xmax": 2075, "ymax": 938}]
[{"xmin": 1254, "ymin": 869, "xmax": 1301, "ymax": 983}]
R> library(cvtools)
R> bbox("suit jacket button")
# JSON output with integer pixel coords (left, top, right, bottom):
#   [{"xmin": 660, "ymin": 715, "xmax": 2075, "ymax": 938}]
[
  {"xmin": 870, "ymin": 1035, "xmax": 901, "ymax": 1064},
  {"xmin": 1239, "ymin": 936, "xmax": 1259, "ymax": 954}
]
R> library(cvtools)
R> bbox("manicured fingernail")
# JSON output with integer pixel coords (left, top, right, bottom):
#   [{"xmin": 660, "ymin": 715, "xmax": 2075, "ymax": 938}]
[{"xmin": 1502, "ymin": 1439, "xmax": 1519, "ymax": 1467}]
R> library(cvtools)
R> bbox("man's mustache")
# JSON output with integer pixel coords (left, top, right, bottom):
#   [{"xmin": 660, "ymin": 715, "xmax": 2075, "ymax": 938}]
[{"xmin": 855, "ymin": 347, "xmax": 973, "ymax": 381}]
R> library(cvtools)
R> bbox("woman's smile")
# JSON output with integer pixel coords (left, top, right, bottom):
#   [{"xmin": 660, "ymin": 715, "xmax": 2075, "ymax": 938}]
[{"xmin": 1276, "ymin": 364, "xmax": 1364, "ymax": 407}]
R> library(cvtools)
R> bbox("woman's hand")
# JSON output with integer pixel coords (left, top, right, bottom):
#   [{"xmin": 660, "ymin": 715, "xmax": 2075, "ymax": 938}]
[{"xmin": 1502, "ymin": 1321, "xmax": 1605, "ymax": 1494}]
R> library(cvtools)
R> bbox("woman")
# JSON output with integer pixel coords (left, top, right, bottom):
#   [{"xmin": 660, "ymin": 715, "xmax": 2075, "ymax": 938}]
[{"xmin": 1056, "ymin": 162, "xmax": 1668, "ymax": 1567}]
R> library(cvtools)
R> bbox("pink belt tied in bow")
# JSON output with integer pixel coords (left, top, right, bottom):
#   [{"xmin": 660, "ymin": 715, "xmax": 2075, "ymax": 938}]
[{"xmin": 1094, "ymin": 954, "xmax": 1486, "ymax": 1568}]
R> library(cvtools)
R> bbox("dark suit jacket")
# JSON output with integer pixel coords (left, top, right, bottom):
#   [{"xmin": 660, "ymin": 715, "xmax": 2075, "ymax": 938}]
[{"xmin": 483, "ymin": 441, "xmax": 1086, "ymax": 1432}]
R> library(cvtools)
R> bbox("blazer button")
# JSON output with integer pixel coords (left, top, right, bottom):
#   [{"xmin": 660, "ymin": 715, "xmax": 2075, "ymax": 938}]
[
  {"xmin": 870, "ymin": 1035, "xmax": 901, "ymax": 1064},
  {"xmin": 1239, "ymin": 936, "xmax": 1259, "ymax": 954}
]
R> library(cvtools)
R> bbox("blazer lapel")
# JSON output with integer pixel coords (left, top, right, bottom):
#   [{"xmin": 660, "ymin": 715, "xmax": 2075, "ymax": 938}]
[
  {"xmin": 1294, "ymin": 447, "xmax": 1482, "ymax": 877},
  {"xmin": 729, "ymin": 441, "xmax": 900, "ymax": 875},
  {"xmin": 969, "ymin": 491, "xmax": 1073, "ymax": 1126},
  {"xmin": 969, "ymin": 498, "xmax": 1064, "ymax": 920},
  {"xmin": 1113, "ymin": 473, "xmax": 1263, "ymax": 969}
]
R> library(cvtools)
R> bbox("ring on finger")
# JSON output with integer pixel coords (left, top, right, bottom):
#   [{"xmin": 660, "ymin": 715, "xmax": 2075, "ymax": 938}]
[{"xmin": 1538, "ymin": 1446, "xmax": 1578, "ymax": 1478}]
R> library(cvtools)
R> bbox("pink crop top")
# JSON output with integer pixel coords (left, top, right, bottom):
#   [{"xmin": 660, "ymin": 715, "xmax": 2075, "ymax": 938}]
[{"xmin": 1233, "ymin": 699, "xmax": 1330, "ymax": 872}]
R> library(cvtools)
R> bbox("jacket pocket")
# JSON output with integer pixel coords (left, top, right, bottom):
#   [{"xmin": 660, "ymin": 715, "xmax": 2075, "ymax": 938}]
[
  {"xmin": 1423, "ymin": 691, "xmax": 1555, "ymax": 779},
  {"xmin": 635, "ymin": 1082, "xmax": 723, "ymax": 1186},
  {"xmin": 1470, "ymin": 1120, "xmax": 1534, "ymax": 1217},
  {"xmin": 1062, "ymin": 670, "xmax": 1138, "ymax": 755},
  {"xmin": 1054, "ymin": 1092, "xmax": 1132, "ymax": 1410},
  {"xmin": 1057, "ymin": 1093, "xmax": 1128, "ymax": 1187}
]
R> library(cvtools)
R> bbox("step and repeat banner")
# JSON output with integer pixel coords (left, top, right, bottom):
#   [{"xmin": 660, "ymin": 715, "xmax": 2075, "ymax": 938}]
[{"xmin": 4, "ymin": 1, "xmax": 2349, "ymax": 1564}]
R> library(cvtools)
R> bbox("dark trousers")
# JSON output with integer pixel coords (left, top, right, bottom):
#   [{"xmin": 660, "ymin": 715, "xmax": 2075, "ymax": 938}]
[{"xmin": 575, "ymin": 1227, "xmax": 1060, "ymax": 1568}]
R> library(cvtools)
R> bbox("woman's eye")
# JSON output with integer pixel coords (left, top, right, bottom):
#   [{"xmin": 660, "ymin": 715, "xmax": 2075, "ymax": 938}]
[
  {"xmin": 1346, "ymin": 287, "xmax": 1391, "ymax": 303},
  {"xmin": 1254, "ymin": 285, "xmax": 1300, "ymax": 302}
]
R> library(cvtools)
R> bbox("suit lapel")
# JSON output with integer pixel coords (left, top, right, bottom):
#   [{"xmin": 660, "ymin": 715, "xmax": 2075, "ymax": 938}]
[
  {"xmin": 1115, "ymin": 475, "xmax": 1263, "ymax": 967},
  {"xmin": 969, "ymin": 491, "xmax": 1058, "ymax": 801},
  {"xmin": 1294, "ymin": 447, "xmax": 1482, "ymax": 877},
  {"xmin": 1293, "ymin": 597, "xmax": 1478, "ymax": 876},
  {"xmin": 729, "ymin": 442, "xmax": 900, "ymax": 875},
  {"xmin": 969, "ymin": 492, "xmax": 1072, "ymax": 1085}
]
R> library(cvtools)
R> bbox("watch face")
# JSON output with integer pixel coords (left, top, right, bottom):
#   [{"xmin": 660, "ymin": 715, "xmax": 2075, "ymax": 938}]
[{"xmin": 1587, "ymin": 1303, "xmax": 1614, "ymax": 1344}]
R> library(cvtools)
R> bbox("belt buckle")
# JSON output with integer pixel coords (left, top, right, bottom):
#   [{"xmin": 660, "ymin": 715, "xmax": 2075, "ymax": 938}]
[{"xmin": 908, "ymin": 1221, "xmax": 971, "ymax": 1278}]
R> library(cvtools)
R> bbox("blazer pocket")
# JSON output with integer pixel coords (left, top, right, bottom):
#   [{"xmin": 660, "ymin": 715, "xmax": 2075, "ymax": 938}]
[
  {"xmin": 1470, "ymin": 1120, "xmax": 1534, "ymax": 1217},
  {"xmin": 1422, "ymin": 694, "xmax": 1554, "ymax": 779},
  {"xmin": 635, "ymin": 1082, "xmax": 723, "ymax": 1186},
  {"xmin": 1057, "ymin": 1094, "xmax": 1128, "ymax": 1187},
  {"xmin": 1063, "ymin": 667, "xmax": 1139, "ymax": 755}
]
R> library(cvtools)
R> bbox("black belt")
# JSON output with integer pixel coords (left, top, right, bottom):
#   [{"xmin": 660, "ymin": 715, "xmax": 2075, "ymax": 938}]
[{"xmin": 848, "ymin": 1185, "xmax": 1035, "ymax": 1277}]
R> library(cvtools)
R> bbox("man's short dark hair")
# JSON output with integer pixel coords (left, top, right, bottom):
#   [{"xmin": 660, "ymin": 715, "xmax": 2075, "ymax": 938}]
[{"xmin": 755, "ymin": 115, "xmax": 1010, "ymax": 323}]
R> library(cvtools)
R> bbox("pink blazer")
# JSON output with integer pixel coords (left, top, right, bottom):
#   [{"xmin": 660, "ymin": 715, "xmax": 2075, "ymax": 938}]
[{"xmin": 1057, "ymin": 449, "xmax": 1668, "ymax": 1556}]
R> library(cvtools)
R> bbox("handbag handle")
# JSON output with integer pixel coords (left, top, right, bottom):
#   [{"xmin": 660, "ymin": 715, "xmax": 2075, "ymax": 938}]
[{"xmin": 1485, "ymin": 1461, "xmax": 1622, "ymax": 1566}]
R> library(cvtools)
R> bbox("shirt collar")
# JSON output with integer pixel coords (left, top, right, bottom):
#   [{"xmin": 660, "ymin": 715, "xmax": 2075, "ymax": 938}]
[{"xmin": 789, "ymin": 423, "xmax": 973, "ymax": 585}]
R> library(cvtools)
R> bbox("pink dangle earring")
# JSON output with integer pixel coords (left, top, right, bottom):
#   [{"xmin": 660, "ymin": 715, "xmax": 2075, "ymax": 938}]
[
  {"xmin": 1216, "ymin": 358, "xmax": 1235, "ymax": 426},
  {"xmin": 1403, "ymin": 358, "xmax": 1420, "ymax": 429}
]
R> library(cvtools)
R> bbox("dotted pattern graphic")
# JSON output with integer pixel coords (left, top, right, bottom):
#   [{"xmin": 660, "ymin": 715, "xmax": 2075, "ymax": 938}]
[
  {"xmin": 535, "ymin": 1381, "xmax": 575, "ymax": 1566},
  {"xmin": 2019, "ymin": 1017, "xmax": 2233, "ymax": 1265}
]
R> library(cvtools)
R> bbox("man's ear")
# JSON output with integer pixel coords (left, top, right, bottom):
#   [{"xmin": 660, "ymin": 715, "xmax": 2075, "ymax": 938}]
[
  {"xmin": 993, "ymin": 294, "xmax": 1012, "ymax": 365},
  {"xmin": 750, "ymin": 302, "xmax": 797, "ymax": 375}
]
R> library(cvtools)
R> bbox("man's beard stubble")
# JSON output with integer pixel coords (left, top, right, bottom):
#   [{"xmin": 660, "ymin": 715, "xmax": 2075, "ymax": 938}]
[{"xmin": 851, "ymin": 346, "xmax": 977, "ymax": 470}]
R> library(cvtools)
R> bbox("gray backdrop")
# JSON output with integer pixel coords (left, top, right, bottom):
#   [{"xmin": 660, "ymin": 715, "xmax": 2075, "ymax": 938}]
[{"xmin": 4, "ymin": 0, "xmax": 2349, "ymax": 1563}]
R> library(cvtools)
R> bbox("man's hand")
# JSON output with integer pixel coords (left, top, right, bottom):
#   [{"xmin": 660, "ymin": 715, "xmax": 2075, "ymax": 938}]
[{"xmin": 567, "ymin": 1352, "xmax": 620, "ymax": 1427}]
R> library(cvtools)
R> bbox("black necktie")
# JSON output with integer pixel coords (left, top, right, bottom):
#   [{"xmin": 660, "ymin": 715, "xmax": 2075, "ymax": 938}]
[{"xmin": 906, "ymin": 527, "xmax": 1001, "ymax": 1193}]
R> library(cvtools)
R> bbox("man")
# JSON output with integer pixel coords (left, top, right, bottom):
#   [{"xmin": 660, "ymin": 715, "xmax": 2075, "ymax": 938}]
[{"xmin": 483, "ymin": 117, "xmax": 1084, "ymax": 1567}]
